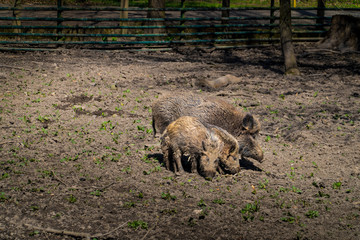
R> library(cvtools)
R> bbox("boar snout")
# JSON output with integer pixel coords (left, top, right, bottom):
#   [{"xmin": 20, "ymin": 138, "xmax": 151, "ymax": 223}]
[
  {"xmin": 241, "ymin": 146, "xmax": 264, "ymax": 162},
  {"xmin": 219, "ymin": 155, "xmax": 241, "ymax": 174},
  {"xmin": 238, "ymin": 135, "xmax": 264, "ymax": 162},
  {"xmin": 198, "ymin": 155, "xmax": 217, "ymax": 179},
  {"xmin": 202, "ymin": 169, "xmax": 216, "ymax": 179}
]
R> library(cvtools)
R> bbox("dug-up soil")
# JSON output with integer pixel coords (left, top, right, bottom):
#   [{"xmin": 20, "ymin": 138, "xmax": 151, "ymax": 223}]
[{"xmin": 0, "ymin": 45, "xmax": 359, "ymax": 240}]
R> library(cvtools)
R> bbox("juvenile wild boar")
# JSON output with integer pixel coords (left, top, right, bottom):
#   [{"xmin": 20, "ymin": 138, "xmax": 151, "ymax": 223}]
[
  {"xmin": 160, "ymin": 116, "xmax": 241, "ymax": 178},
  {"xmin": 152, "ymin": 94, "xmax": 264, "ymax": 162},
  {"xmin": 207, "ymin": 124, "xmax": 264, "ymax": 169}
]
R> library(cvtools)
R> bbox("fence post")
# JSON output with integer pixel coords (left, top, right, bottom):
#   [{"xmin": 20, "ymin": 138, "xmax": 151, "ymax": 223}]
[
  {"xmin": 180, "ymin": 0, "xmax": 186, "ymax": 40},
  {"xmin": 316, "ymin": 0, "xmax": 325, "ymax": 30},
  {"xmin": 180, "ymin": 0, "xmax": 186, "ymax": 25},
  {"xmin": 57, "ymin": 0, "xmax": 63, "ymax": 40},
  {"xmin": 270, "ymin": 0, "xmax": 275, "ymax": 40},
  {"xmin": 222, "ymin": 0, "xmax": 230, "ymax": 38},
  {"xmin": 12, "ymin": 0, "xmax": 21, "ymax": 40},
  {"xmin": 120, "ymin": 0, "xmax": 129, "ymax": 35}
]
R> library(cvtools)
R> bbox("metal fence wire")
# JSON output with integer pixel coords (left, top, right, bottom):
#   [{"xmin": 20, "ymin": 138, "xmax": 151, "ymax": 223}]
[{"xmin": 0, "ymin": 0, "xmax": 359, "ymax": 50}]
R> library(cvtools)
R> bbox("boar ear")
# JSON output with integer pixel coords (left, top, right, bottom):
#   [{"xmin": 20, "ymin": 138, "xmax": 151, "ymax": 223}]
[{"xmin": 242, "ymin": 114, "xmax": 255, "ymax": 131}]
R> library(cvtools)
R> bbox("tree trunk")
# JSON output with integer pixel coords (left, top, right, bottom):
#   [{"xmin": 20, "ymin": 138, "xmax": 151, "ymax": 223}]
[
  {"xmin": 317, "ymin": 15, "xmax": 360, "ymax": 52},
  {"xmin": 222, "ymin": 0, "xmax": 230, "ymax": 36},
  {"xmin": 57, "ymin": 0, "xmax": 63, "ymax": 41},
  {"xmin": 120, "ymin": 0, "xmax": 129, "ymax": 35},
  {"xmin": 222, "ymin": 0, "xmax": 230, "ymax": 25},
  {"xmin": 147, "ymin": 0, "xmax": 166, "ymax": 40},
  {"xmin": 279, "ymin": 0, "xmax": 300, "ymax": 75}
]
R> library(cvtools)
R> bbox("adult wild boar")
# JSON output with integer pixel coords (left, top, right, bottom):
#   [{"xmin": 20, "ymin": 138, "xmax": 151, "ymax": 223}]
[
  {"xmin": 160, "ymin": 116, "xmax": 241, "ymax": 178},
  {"xmin": 153, "ymin": 94, "xmax": 264, "ymax": 162}
]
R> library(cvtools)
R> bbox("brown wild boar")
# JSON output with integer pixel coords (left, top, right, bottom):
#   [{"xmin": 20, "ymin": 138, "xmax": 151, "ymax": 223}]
[
  {"xmin": 153, "ymin": 94, "xmax": 264, "ymax": 162},
  {"xmin": 160, "ymin": 116, "xmax": 241, "ymax": 178}
]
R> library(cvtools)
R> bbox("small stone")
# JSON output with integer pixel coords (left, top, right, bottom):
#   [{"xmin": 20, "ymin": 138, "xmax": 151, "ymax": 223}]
[{"xmin": 193, "ymin": 209, "xmax": 202, "ymax": 215}]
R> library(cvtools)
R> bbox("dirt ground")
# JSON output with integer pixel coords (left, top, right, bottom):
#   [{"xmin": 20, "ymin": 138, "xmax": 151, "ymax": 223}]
[{"xmin": 0, "ymin": 45, "xmax": 359, "ymax": 240}]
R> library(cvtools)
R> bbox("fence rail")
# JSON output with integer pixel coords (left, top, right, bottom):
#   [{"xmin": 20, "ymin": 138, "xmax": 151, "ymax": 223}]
[{"xmin": 0, "ymin": 2, "xmax": 359, "ymax": 50}]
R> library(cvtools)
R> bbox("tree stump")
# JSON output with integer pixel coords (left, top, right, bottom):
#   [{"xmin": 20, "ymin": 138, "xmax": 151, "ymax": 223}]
[{"xmin": 318, "ymin": 15, "xmax": 360, "ymax": 52}]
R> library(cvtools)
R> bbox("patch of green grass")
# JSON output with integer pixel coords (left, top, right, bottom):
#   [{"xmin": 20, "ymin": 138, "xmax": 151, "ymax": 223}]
[
  {"xmin": 315, "ymin": 191, "xmax": 330, "ymax": 198},
  {"xmin": 67, "ymin": 194, "xmax": 77, "ymax": 203},
  {"xmin": 161, "ymin": 192, "xmax": 177, "ymax": 201},
  {"xmin": 122, "ymin": 166, "xmax": 132, "ymax": 174},
  {"xmin": 100, "ymin": 120, "xmax": 115, "ymax": 131},
  {"xmin": 29, "ymin": 231, "xmax": 40, "ymax": 236},
  {"xmin": 281, "ymin": 212, "xmax": 297, "ymax": 223},
  {"xmin": 305, "ymin": 210, "xmax": 319, "ymax": 219},
  {"xmin": 213, "ymin": 198, "xmax": 225, "ymax": 205},
  {"xmin": 143, "ymin": 165, "xmax": 162, "ymax": 175},
  {"xmin": 287, "ymin": 167, "xmax": 296, "ymax": 180},
  {"xmin": 124, "ymin": 201, "xmax": 136, "ymax": 208},
  {"xmin": 258, "ymin": 178, "xmax": 269, "ymax": 190},
  {"xmin": 1, "ymin": 172, "xmax": 9, "ymax": 180},
  {"xmin": 291, "ymin": 186, "xmax": 302, "ymax": 194},
  {"xmin": 187, "ymin": 217, "xmax": 197, "ymax": 227},
  {"xmin": 332, "ymin": 181, "xmax": 342, "ymax": 189},
  {"xmin": 241, "ymin": 201, "xmax": 259, "ymax": 221},
  {"xmin": 198, "ymin": 198, "xmax": 207, "ymax": 207},
  {"xmin": 60, "ymin": 155, "xmax": 79, "ymax": 163},
  {"xmin": 37, "ymin": 115, "xmax": 50, "ymax": 123},
  {"xmin": 160, "ymin": 208, "xmax": 178, "ymax": 215},
  {"xmin": 30, "ymin": 205, "xmax": 40, "ymax": 211},
  {"xmin": 128, "ymin": 220, "xmax": 148, "ymax": 230},
  {"xmin": 0, "ymin": 192, "xmax": 9, "ymax": 202},
  {"xmin": 90, "ymin": 190, "xmax": 102, "ymax": 197}
]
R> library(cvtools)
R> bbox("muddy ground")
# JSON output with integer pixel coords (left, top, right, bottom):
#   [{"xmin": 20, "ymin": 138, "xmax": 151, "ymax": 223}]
[{"xmin": 0, "ymin": 45, "xmax": 359, "ymax": 240}]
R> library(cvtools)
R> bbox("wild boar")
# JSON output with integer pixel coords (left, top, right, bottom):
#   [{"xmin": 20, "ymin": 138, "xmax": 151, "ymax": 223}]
[
  {"xmin": 160, "ymin": 116, "xmax": 241, "ymax": 178},
  {"xmin": 152, "ymin": 94, "xmax": 264, "ymax": 162}
]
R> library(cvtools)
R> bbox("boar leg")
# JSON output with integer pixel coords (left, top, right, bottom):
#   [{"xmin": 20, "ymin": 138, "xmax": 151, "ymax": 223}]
[
  {"xmin": 172, "ymin": 148, "xmax": 184, "ymax": 173},
  {"xmin": 162, "ymin": 147, "xmax": 171, "ymax": 170},
  {"xmin": 161, "ymin": 139, "xmax": 171, "ymax": 170},
  {"xmin": 188, "ymin": 155, "xmax": 198, "ymax": 173}
]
